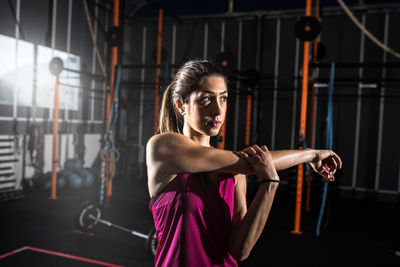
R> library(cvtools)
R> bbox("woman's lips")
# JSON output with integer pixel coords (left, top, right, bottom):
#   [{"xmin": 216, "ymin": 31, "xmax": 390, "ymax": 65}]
[{"xmin": 211, "ymin": 121, "xmax": 221, "ymax": 127}]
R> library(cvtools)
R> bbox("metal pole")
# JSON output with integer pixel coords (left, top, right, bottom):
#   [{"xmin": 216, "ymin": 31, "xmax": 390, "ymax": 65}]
[
  {"xmin": 233, "ymin": 20, "xmax": 242, "ymax": 150},
  {"xmin": 291, "ymin": 31, "xmax": 300, "ymax": 150},
  {"xmin": 138, "ymin": 26, "xmax": 147, "ymax": 163},
  {"xmin": 104, "ymin": 0, "xmax": 120, "ymax": 206},
  {"xmin": 305, "ymin": 0, "xmax": 321, "ymax": 212},
  {"xmin": 218, "ymin": 21, "xmax": 227, "ymax": 149},
  {"xmin": 153, "ymin": 9, "xmax": 163, "ymax": 134},
  {"xmin": 271, "ymin": 18, "xmax": 281, "ymax": 150},
  {"xmin": 352, "ymin": 13, "xmax": 366, "ymax": 191},
  {"xmin": 374, "ymin": 12, "xmax": 389, "ymax": 191},
  {"xmin": 50, "ymin": 77, "xmax": 60, "ymax": 200},
  {"xmin": 292, "ymin": 0, "xmax": 312, "ymax": 235},
  {"xmin": 203, "ymin": 23, "xmax": 208, "ymax": 59}
]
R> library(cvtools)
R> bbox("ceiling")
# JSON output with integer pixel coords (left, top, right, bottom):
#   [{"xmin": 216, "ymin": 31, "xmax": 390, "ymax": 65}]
[{"xmin": 125, "ymin": 0, "xmax": 400, "ymax": 19}]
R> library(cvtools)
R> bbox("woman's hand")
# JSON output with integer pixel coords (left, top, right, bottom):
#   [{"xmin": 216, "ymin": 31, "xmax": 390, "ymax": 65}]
[
  {"xmin": 309, "ymin": 149, "xmax": 342, "ymax": 182},
  {"xmin": 237, "ymin": 145, "xmax": 279, "ymax": 182}
]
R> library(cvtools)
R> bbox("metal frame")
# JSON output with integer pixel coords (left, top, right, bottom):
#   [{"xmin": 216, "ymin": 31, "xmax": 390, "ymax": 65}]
[
  {"xmin": 271, "ymin": 18, "xmax": 280, "ymax": 150},
  {"xmin": 352, "ymin": 13, "xmax": 366, "ymax": 190},
  {"xmin": 374, "ymin": 11, "xmax": 389, "ymax": 192},
  {"xmin": 233, "ymin": 19, "xmax": 242, "ymax": 151},
  {"xmin": 134, "ymin": 3, "xmax": 400, "ymax": 23}
]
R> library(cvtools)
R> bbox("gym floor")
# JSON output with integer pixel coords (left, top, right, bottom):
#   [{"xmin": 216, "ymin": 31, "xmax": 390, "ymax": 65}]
[{"xmin": 1, "ymin": 178, "xmax": 399, "ymax": 267}]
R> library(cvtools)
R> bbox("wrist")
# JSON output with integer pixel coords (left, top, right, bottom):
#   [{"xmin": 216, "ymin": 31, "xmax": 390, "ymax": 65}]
[
  {"xmin": 307, "ymin": 148, "xmax": 317, "ymax": 163},
  {"xmin": 258, "ymin": 180, "xmax": 279, "ymax": 191}
]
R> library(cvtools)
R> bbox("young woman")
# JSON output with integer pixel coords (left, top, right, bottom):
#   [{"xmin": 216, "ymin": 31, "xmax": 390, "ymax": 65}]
[{"xmin": 146, "ymin": 60, "xmax": 342, "ymax": 267}]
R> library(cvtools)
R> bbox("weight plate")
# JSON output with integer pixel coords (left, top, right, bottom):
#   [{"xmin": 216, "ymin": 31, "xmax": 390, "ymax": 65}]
[
  {"xmin": 294, "ymin": 16, "xmax": 321, "ymax": 41},
  {"xmin": 49, "ymin": 57, "xmax": 64, "ymax": 76},
  {"xmin": 106, "ymin": 26, "xmax": 122, "ymax": 47},
  {"xmin": 78, "ymin": 202, "xmax": 101, "ymax": 231},
  {"xmin": 146, "ymin": 227, "xmax": 158, "ymax": 256}
]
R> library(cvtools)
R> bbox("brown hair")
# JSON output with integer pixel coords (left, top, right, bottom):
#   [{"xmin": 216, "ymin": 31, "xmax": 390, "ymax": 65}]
[{"xmin": 159, "ymin": 59, "xmax": 227, "ymax": 134}]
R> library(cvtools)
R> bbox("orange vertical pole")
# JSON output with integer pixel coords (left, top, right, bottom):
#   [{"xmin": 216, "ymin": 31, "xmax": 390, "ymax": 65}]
[
  {"xmin": 50, "ymin": 77, "xmax": 59, "ymax": 200},
  {"xmin": 292, "ymin": 0, "xmax": 312, "ymax": 235},
  {"xmin": 105, "ymin": 0, "xmax": 120, "ymax": 207},
  {"xmin": 244, "ymin": 92, "xmax": 252, "ymax": 181},
  {"xmin": 245, "ymin": 94, "xmax": 252, "ymax": 146},
  {"xmin": 305, "ymin": 0, "xmax": 320, "ymax": 212},
  {"xmin": 154, "ymin": 9, "xmax": 163, "ymax": 134},
  {"xmin": 218, "ymin": 123, "xmax": 226, "ymax": 149}
]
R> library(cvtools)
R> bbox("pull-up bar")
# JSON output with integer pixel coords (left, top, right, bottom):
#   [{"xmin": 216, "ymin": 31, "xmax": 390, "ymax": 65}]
[{"xmin": 310, "ymin": 62, "xmax": 400, "ymax": 68}]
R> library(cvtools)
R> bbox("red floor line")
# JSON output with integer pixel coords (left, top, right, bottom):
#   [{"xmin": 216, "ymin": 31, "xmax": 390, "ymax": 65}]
[
  {"xmin": 26, "ymin": 246, "xmax": 125, "ymax": 267},
  {"xmin": 0, "ymin": 245, "xmax": 125, "ymax": 267},
  {"xmin": 0, "ymin": 246, "xmax": 29, "ymax": 259}
]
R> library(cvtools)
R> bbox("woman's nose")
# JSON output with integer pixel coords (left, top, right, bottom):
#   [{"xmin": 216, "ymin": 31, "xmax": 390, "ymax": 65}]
[{"xmin": 211, "ymin": 99, "xmax": 223, "ymax": 116}]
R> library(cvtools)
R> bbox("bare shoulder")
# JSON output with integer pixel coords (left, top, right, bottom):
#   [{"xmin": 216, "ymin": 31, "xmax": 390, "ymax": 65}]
[
  {"xmin": 146, "ymin": 132, "xmax": 195, "ymax": 197},
  {"xmin": 147, "ymin": 132, "xmax": 187, "ymax": 148},
  {"xmin": 146, "ymin": 132, "xmax": 192, "ymax": 159}
]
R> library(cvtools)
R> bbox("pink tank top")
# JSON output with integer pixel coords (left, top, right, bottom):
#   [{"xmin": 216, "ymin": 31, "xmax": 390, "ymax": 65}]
[{"xmin": 150, "ymin": 172, "xmax": 238, "ymax": 267}]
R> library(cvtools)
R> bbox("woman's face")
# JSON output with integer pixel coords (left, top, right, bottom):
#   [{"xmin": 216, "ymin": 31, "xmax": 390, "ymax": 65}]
[{"xmin": 182, "ymin": 76, "xmax": 228, "ymax": 137}]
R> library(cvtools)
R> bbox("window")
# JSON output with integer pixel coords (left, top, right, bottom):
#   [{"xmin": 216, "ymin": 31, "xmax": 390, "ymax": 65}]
[
  {"xmin": 0, "ymin": 34, "xmax": 17, "ymax": 105},
  {"xmin": 36, "ymin": 45, "xmax": 80, "ymax": 110},
  {"xmin": 0, "ymin": 33, "xmax": 80, "ymax": 111}
]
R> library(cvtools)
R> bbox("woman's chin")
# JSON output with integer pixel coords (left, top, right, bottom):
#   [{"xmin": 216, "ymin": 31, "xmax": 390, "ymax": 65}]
[{"xmin": 206, "ymin": 128, "xmax": 221, "ymax": 136}]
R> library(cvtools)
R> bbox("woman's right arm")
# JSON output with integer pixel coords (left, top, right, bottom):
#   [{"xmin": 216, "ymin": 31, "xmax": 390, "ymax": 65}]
[{"xmin": 146, "ymin": 132, "xmax": 252, "ymax": 181}]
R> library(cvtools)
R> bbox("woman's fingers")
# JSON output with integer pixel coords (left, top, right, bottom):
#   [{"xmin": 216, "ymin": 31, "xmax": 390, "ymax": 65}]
[
  {"xmin": 332, "ymin": 151, "xmax": 343, "ymax": 169},
  {"xmin": 243, "ymin": 146, "xmax": 257, "ymax": 157},
  {"xmin": 252, "ymin": 145, "xmax": 266, "ymax": 160}
]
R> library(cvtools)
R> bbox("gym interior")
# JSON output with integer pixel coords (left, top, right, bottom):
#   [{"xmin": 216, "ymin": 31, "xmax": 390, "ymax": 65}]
[{"xmin": 0, "ymin": 0, "xmax": 399, "ymax": 266}]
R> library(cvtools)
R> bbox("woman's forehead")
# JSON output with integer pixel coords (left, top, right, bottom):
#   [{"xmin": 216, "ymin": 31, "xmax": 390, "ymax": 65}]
[{"xmin": 198, "ymin": 76, "xmax": 228, "ymax": 94}]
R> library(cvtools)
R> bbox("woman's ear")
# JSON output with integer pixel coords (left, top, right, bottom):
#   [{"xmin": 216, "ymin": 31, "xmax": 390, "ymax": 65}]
[{"xmin": 175, "ymin": 98, "xmax": 186, "ymax": 116}]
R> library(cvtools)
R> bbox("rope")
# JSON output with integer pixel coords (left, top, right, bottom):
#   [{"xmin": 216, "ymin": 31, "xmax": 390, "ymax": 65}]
[
  {"xmin": 337, "ymin": 0, "xmax": 400, "ymax": 59},
  {"xmin": 316, "ymin": 62, "xmax": 335, "ymax": 237},
  {"xmin": 99, "ymin": 65, "xmax": 122, "ymax": 204},
  {"xmin": 100, "ymin": 148, "xmax": 120, "ymax": 180},
  {"xmin": 83, "ymin": 0, "xmax": 107, "ymax": 78}
]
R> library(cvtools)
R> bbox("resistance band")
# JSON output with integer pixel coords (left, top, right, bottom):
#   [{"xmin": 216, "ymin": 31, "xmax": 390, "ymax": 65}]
[
  {"xmin": 316, "ymin": 62, "xmax": 335, "ymax": 237},
  {"xmin": 103, "ymin": 0, "xmax": 120, "ymax": 206},
  {"xmin": 100, "ymin": 66, "xmax": 122, "ymax": 205}
]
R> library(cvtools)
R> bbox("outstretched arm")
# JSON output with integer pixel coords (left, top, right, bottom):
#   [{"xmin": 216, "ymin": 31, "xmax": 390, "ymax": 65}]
[
  {"xmin": 270, "ymin": 149, "xmax": 315, "ymax": 170},
  {"xmin": 270, "ymin": 149, "xmax": 342, "ymax": 181}
]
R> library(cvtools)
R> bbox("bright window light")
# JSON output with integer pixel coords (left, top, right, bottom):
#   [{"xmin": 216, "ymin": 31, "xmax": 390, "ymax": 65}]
[
  {"xmin": 37, "ymin": 45, "xmax": 80, "ymax": 111},
  {"xmin": 0, "ymin": 33, "xmax": 81, "ymax": 111},
  {"xmin": 0, "ymin": 34, "xmax": 16, "ymax": 105}
]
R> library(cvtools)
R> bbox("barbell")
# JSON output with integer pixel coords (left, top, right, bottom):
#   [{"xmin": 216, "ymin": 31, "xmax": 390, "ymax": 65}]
[{"xmin": 76, "ymin": 201, "xmax": 158, "ymax": 256}]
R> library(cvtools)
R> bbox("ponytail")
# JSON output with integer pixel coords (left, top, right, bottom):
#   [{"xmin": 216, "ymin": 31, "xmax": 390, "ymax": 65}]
[{"xmin": 159, "ymin": 82, "xmax": 183, "ymax": 133}]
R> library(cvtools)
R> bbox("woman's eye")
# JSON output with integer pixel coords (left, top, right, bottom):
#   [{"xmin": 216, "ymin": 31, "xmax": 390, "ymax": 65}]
[
  {"xmin": 201, "ymin": 96, "xmax": 211, "ymax": 102},
  {"xmin": 221, "ymin": 96, "xmax": 228, "ymax": 102}
]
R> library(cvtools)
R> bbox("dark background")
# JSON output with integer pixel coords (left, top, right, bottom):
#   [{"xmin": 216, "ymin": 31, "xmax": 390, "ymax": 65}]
[{"xmin": 0, "ymin": 0, "xmax": 399, "ymax": 266}]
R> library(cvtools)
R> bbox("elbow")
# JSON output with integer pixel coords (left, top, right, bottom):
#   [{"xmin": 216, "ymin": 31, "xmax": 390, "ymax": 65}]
[{"xmin": 230, "ymin": 248, "xmax": 250, "ymax": 262}]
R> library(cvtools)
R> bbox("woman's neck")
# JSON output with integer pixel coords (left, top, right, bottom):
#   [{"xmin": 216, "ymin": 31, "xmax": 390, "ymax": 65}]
[{"xmin": 182, "ymin": 124, "xmax": 210, "ymax": 147}]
